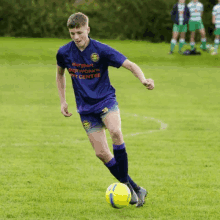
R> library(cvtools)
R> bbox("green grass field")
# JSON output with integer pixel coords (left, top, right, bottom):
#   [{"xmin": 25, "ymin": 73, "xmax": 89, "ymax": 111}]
[{"xmin": 0, "ymin": 37, "xmax": 220, "ymax": 220}]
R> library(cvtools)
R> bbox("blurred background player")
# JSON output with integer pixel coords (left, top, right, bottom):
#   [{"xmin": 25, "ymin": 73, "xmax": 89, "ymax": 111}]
[
  {"xmin": 56, "ymin": 12, "xmax": 154, "ymax": 207},
  {"xmin": 212, "ymin": 0, "xmax": 220, "ymax": 55},
  {"xmin": 169, "ymin": 0, "xmax": 190, "ymax": 54},
  {"xmin": 188, "ymin": 0, "xmax": 207, "ymax": 51}
]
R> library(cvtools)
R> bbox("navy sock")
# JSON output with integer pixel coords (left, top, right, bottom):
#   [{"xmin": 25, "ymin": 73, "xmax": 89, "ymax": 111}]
[
  {"xmin": 105, "ymin": 157, "xmax": 120, "ymax": 181},
  {"xmin": 113, "ymin": 143, "xmax": 128, "ymax": 183},
  {"xmin": 113, "ymin": 143, "xmax": 140, "ymax": 191},
  {"xmin": 128, "ymin": 175, "xmax": 140, "ymax": 192}
]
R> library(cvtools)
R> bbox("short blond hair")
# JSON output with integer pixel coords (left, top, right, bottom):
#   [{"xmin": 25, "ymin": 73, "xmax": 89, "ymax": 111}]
[{"xmin": 67, "ymin": 12, "xmax": 89, "ymax": 29}]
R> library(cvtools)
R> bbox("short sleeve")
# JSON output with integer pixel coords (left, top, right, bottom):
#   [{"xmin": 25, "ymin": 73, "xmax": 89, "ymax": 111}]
[
  {"xmin": 201, "ymin": 4, "xmax": 204, "ymax": 12},
  {"xmin": 102, "ymin": 44, "xmax": 127, "ymax": 68},
  {"xmin": 212, "ymin": 6, "xmax": 217, "ymax": 16},
  {"xmin": 56, "ymin": 50, "xmax": 66, "ymax": 69}
]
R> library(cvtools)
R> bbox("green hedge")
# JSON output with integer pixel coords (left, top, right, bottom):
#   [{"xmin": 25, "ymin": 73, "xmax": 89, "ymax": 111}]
[{"xmin": 0, "ymin": 0, "xmax": 216, "ymax": 42}]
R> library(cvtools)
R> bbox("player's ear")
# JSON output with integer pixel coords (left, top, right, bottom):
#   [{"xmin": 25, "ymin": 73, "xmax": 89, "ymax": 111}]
[{"xmin": 87, "ymin": 27, "xmax": 90, "ymax": 34}]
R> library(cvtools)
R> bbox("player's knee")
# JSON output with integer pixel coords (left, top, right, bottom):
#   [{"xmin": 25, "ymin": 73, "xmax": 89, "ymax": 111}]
[
  {"xmin": 96, "ymin": 152, "xmax": 104, "ymax": 160},
  {"xmin": 201, "ymin": 32, "xmax": 206, "ymax": 38},
  {"xmin": 95, "ymin": 149, "xmax": 108, "ymax": 160},
  {"xmin": 110, "ymin": 128, "xmax": 122, "ymax": 140},
  {"xmin": 190, "ymin": 32, "xmax": 195, "ymax": 37}
]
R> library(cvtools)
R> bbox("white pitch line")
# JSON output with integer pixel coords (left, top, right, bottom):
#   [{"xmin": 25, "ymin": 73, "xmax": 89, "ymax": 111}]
[{"xmin": 122, "ymin": 113, "xmax": 168, "ymax": 138}]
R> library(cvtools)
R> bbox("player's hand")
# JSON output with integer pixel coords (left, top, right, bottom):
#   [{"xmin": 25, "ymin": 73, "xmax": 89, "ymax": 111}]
[
  {"xmin": 61, "ymin": 102, "xmax": 72, "ymax": 117},
  {"xmin": 142, "ymin": 78, "xmax": 154, "ymax": 90}
]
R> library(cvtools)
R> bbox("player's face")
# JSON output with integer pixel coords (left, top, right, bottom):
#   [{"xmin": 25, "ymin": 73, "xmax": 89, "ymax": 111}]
[
  {"xmin": 179, "ymin": 0, "xmax": 185, "ymax": 3},
  {"xmin": 69, "ymin": 25, "xmax": 90, "ymax": 50}
]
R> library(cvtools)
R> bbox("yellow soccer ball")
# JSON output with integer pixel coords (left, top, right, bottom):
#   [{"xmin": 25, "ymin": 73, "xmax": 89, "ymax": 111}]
[{"xmin": 105, "ymin": 183, "xmax": 131, "ymax": 208}]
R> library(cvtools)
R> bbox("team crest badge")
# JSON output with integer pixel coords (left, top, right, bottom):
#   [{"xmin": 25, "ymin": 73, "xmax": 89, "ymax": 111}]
[
  {"xmin": 82, "ymin": 120, "xmax": 91, "ymax": 130},
  {"xmin": 102, "ymin": 107, "xmax": 108, "ymax": 114},
  {"xmin": 91, "ymin": 53, "xmax": 99, "ymax": 62}
]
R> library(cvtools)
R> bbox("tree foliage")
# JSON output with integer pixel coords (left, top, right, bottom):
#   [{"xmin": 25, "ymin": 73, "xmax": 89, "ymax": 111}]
[{"xmin": 0, "ymin": 0, "xmax": 216, "ymax": 42}]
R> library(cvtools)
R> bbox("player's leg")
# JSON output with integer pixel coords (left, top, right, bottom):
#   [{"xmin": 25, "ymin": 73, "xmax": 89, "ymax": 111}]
[
  {"xmin": 169, "ymin": 24, "xmax": 179, "ymax": 54},
  {"xmin": 88, "ymin": 129, "xmax": 113, "ymax": 163},
  {"xmin": 102, "ymin": 105, "xmax": 147, "ymax": 206},
  {"xmin": 101, "ymin": 107, "xmax": 131, "ymax": 183},
  {"xmin": 199, "ymin": 26, "xmax": 207, "ymax": 50},
  {"xmin": 179, "ymin": 31, "xmax": 186, "ymax": 53},
  {"xmin": 189, "ymin": 21, "xmax": 196, "ymax": 50},
  {"xmin": 190, "ymin": 31, "xmax": 196, "ymax": 50},
  {"xmin": 80, "ymin": 114, "xmax": 121, "ymax": 181},
  {"xmin": 179, "ymin": 24, "xmax": 187, "ymax": 53},
  {"xmin": 87, "ymin": 129, "xmax": 125, "ymax": 181},
  {"xmin": 213, "ymin": 29, "xmax": 220, "ymax": 54},
  {"xmin": 81, "ymin": 112, "xmax": 139, "ymax": 205},
  {"xmin": 214, "ymin": 35, "xmax": 219, "ymax": 54}
]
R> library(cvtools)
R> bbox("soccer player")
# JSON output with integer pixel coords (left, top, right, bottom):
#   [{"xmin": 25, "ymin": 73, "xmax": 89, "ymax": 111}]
[
  {"xmin": 212, "ymin": 0, "xmax": 220, "ymax": 55},
  {"xmin": 187, "ymin": 0, "xmax": 207, "ymax": 51},
  {"xmin": 169, "ymin": 0, "xmax": 190, "ymax": 54},
  {"xmin": 56, "ymin": 12, "xmax": 154, "ymax": 207}
]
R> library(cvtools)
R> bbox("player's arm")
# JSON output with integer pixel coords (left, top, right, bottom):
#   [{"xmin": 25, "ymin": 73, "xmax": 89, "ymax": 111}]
[
  {"xmin": 171, "ymin": 4, "xmax": 177, "ymax": 23},
  {"xmin": 201, "ymin": 4, "xmax": 204, "ymax": 18},
  {"xmin": 171, "ymin": 4, "xmax": 177, "ymax": 16},
  {"xmin": 56, "ymin": 65, "xmax": 72, "ymax": 117},
  {"xmin": 122, "ymin": 59, "xmax": 154, "ymax": 90},
  {"xmin": 186, "ymin": 6, "xmax": 190, "ymax": 24},
  {"xmin": 212, "ymin": 15, "xmax": 216, "ymax": 24}
]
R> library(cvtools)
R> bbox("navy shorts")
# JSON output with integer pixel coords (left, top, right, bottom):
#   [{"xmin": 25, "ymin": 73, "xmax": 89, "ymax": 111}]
[{"xmin": 80, "ymin": 102, "xmax": 119, "ymax": 134}]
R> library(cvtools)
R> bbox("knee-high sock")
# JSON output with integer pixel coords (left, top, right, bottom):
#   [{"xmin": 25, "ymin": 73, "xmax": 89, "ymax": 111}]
[
  {"xmin": 179, "ymin": 38, "xmax": 185, "ymax": 51},
  {"xmin": 201, "ymin": 38, "xmax": 206, "ymax": 50},
  {"xmin": 170, "ymin": 39, "xmax": 177, "ymax": 52},
  {"xmin": 214, "ymin": 39, "xmax": 219, "ymax": 52},
  {"xmin": 105, "ymin": 157, "xmax": 120, "ymax": 181},
  {"xmin": 113, "ymin": 143, "xmax": 128, "ymax": 183},
  {"xmin": 105, "ymin": 156, "xmax": 140, "ymax": 191},
  {"xmin": 128, "ymin": 175, "xmax": 140, "ymax": 192},
  {"xmin": 190, "ymin": 41, "xmax": 195, "ymax": 50}
]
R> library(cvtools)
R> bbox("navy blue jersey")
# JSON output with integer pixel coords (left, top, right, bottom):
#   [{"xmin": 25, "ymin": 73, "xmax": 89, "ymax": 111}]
[{"xmin": 56, "ymin": 38, "xmax": 127, "ymax": 114}]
